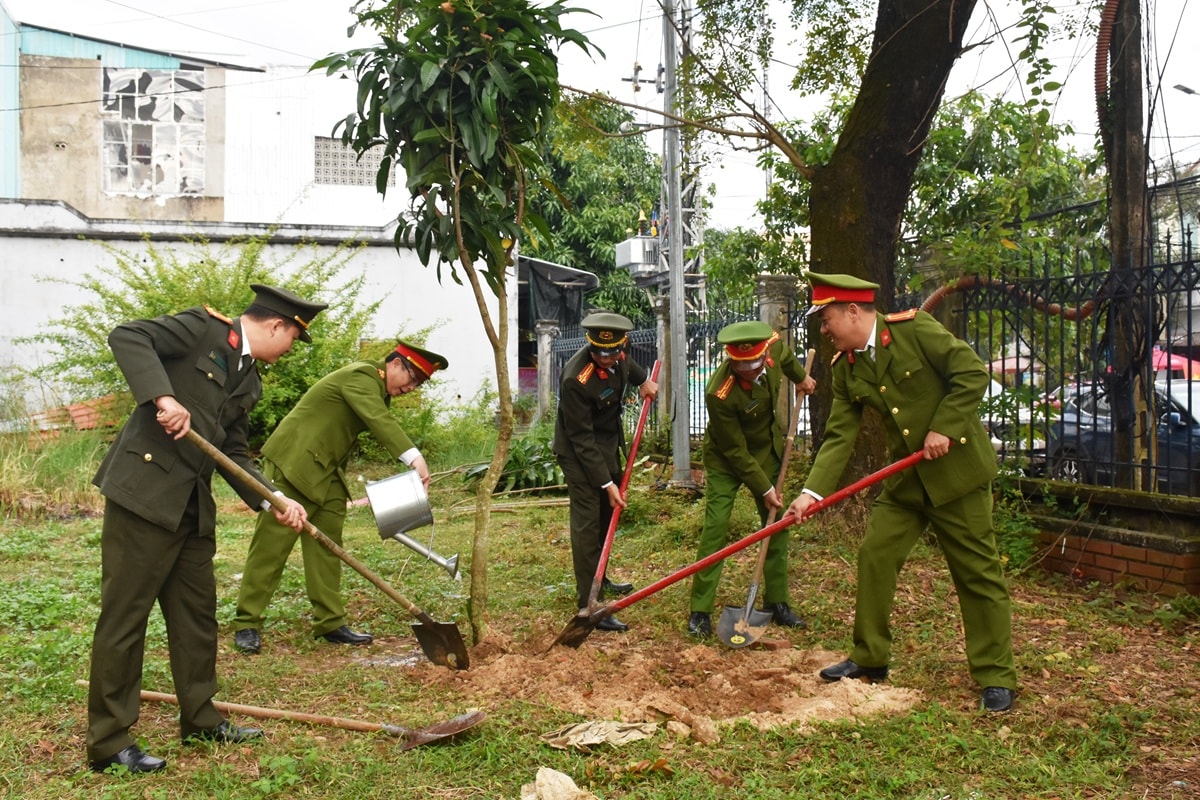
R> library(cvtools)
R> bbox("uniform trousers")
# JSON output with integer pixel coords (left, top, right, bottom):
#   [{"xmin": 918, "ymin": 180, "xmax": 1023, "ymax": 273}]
[
  {"xmin": 689, "ymin": 461, "xmax": 791, "ymax": 613},
  {"xmin": 234, "ymin": 460, "xmax": 349, "ymax": 637},
  {"xmin": 86, "ymin": 488, "xmax": 225, "ymax": 760},
  {"xmin": 556, "ymin": 453, "xmax": 618, "ymax": 609},
  {"xmin": 851, "ymin": 479, "xmax": 1017, "ymax": 689}
]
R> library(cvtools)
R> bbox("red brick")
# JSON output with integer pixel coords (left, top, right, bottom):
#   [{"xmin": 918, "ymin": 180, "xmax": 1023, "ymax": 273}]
[
  {"xmin": 1127, "ymin": 561, "xmax": 1166, "ymax": 580},
  {"xmin": 1111, "ymin": 542, "xmax": 1149, "ymax": 562},
  {"xmin": 1093, "ymin": 554, "xmax": 1129, "ymax": 574}
]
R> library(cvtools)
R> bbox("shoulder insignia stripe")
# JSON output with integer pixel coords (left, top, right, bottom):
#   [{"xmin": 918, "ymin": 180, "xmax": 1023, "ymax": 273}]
[
  {"xmin": 204, "ymin": 305, "xmax": 233, "ymax": 325},
  {"xmin": 577, "ymin": 363, "xmax": 595, "ymax": 384},
  {"xmin": 715, "ymin": 375, "xmax": 735, "ymax": 400},
  {"xmin": 885, "ymin": 308, "xmax": 918, "ymax": 322}
]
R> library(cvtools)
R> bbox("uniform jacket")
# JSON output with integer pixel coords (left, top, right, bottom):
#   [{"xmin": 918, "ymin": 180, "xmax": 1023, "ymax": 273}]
[
  {"xmin": 552, "ymin": 346, "xmax": 649, "ymax": 488},
  {"xmin": 805, "ymin": 310, "xmax": 997, "ymax": 507},
  {"xmin": 703, "ymin": 337, "xmax": 808, "ymax": 496},
  {"xmin": 261, "ymin": 360, "xmax": 415, "ymax": 503},
  {"xmin": 93, "ymin": 306, "xmax": 275, "ymax": 531}
]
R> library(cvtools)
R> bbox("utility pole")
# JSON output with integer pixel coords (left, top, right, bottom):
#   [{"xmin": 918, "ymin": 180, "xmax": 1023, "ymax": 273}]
[{"xmin": 662, "ymin": 0, "xmax": 696, "ymax": 488}]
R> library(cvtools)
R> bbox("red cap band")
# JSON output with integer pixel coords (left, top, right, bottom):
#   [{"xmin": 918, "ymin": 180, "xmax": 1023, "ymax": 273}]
[
  {"xmin": 394, "ymin": 343, "xmax": 437, "ymax": 378},
  {"xmin": 811, "ymin": 284, "xmax": 876, "ymax": 307},
  {"xmin": 725, "ymin": 339, "xmax": 771, "ymax": 361}
]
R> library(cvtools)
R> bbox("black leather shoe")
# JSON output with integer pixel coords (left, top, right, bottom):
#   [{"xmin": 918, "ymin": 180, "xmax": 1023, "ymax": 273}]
[
  {"xmin": 317, "ymin": 625, "xmax": 373, "ymax": 645},
  {"xmin": 595, "ymin": 615, "xmax": 629, "ymax": 632},
  {"xmin": 981, "ymin": 686, "xmax": 1015, "ymax": 712},
  {"xmin": 687, "ymin": 611, "xmax": 712, "ymax": 638},
  {"xmin": 234, "ymin": 628, "xmax": 261, "ymax": 654},
  {"xmin": 763, "ymin": 602, "xmax": 807, "ymax": 629},
  {"xmin": 602, "ymin": 577, "xmax": 634, "ymax": 596},
  {"xmin": 184, "ymin": 720, "xmax": 264, "ymax": 744},
  {"xmin": 819, "ymin": 658, "xmax": 889, "ymax": 683},
  {"xmin": 90, "ymin": 744, "xmax": 166, "ymax": 774}
]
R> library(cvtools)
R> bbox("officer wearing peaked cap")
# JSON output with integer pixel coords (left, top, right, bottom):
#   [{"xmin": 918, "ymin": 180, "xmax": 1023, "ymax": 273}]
[
  {"xmin": 686, "ymin": 320, "xmax": 815, "ymax": 638},
  {"xmin": 87, "ymin": 285, "xmax": 326, "ymax": 774},
  {"xmin": 786, "ymin": 271, "xmax": 1017, "ymax": 712},
  {"xmin": 234, "ymin": 338, "xmax": 448, "ymax": 654},
  {"xmin": 552, "ymin": 312, "xmax": 658, "ymax": 632}
]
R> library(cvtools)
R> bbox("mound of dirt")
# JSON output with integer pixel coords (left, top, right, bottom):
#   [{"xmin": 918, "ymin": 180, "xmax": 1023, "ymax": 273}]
[{"xmin": 393, "ymin": 631, "xmax": 922, "ymax": 743}]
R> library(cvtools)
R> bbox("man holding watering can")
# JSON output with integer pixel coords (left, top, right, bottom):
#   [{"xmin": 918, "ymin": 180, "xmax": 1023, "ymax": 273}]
[{"xmin": 233, "ymin": 340, "xmax": 447, "ymax": 655}]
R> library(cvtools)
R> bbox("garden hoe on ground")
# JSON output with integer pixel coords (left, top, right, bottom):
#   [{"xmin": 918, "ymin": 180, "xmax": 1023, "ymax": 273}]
[
  {"xmin": 76, "ymin": 681, "xmax": 485, "ymax": 751},
  {"xmin": 549, "ymin": 449, "xmax": 928, "ymax": 649},
  {"xmin": 185, "ymin": 429, "xmax": 470, "ymax": 670}
]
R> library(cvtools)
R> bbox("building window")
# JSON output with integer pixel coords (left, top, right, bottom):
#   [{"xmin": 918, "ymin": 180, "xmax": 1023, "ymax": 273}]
[
  {"xmin": 313, "ymin": 136, "xmax": 396, "ymax": 187},
  {"xmin": 101, "ymin": 68, "xmax": 205, "ymax": 195}
]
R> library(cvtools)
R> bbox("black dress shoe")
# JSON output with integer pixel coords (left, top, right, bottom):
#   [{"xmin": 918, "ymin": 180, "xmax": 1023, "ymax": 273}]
[
  {"xmin": 184, "ymin": 720, "xmax": 264, "ymax": 744},
  {"xmin": 602, "ymin": 577, "xmax": 634, "ymax": 596},
  {"xmin": 595, "ymin": 615, "xmax": 629, "ymax": 632},
  {"xmin": 317, "ymin": 625, "xmax": 373, "ymax": 645},
  {"xmin": 234, "ymin": 628, "xmax": 261, "ymax": 654},
  {"xmin": 819, "ymin": 658, "xmax": 889, "ymax": 683},
  {"xmin": 90, "ymin": 744, "xmax": 166, "ymax": 774},
  {"xmin": 981, "ymin": 686, "xmax": 1015, "ymax": 712},
  {"xmin": 763, "ymin": 602, "xmax": 807, "ymax": 629},
  {"xmin": 687, "ymin": 611, "xmax": 712, "ymax": 638}
]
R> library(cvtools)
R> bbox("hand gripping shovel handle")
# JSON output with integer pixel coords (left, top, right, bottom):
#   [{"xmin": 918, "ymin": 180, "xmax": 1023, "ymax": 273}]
[
  {"xmin": 183, "ymin": 429, "xmax": 469, "ymax": 669},
  {"xmin": 598, "ymin": 449, "xmax": 927, "ymax": 620},
  {"xmin": 586, "ymin": 359, "xmax": 661, "ymax": 609}
]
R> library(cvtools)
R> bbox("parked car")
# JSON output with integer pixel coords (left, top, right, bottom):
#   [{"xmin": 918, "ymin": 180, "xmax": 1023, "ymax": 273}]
[
  {"xmin": 1047, "ymin": 380, "xmax": 1200, "ymax": 495},
  {"xmin": 980, "ymin": 379, "xmax": 1056, "ymax": 471}
]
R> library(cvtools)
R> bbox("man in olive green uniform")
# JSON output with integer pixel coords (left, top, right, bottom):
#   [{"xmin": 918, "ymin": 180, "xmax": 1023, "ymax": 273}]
[
  {"xmin": 687, "ymin": 321, "xmax": 816, "ymax": 638},
  {"xmin": 552, "ymin": 312, "xmax": 658, "ymax": 632},
  {"xmin": 87, "ymin": 285, "xmax": 326, "ymax": 774},
  {"xmin": 233, "ymin": 341, "xmax": 448, "ymax": 654},
  {"xmin": 786, "ymin": 272, "xmax": 1017, "ymax": 713}
]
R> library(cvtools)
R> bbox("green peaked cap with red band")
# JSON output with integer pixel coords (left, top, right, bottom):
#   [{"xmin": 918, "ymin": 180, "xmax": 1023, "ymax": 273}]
[{"xmin": 804, "ymin": 272, "xmax": 880, "ymax": 317}]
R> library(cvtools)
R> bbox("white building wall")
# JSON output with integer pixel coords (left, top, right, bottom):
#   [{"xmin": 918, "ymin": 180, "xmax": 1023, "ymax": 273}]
[
  {"xmin": 222, "ymin": 67, "xmax": 404, "ymax": 228},
  {"xmin": 0, "ymin": 200, "xmax": 517, "ymax": 415}
]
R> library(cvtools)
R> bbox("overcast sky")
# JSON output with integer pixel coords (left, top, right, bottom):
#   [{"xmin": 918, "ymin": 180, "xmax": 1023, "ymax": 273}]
[{"xmin": 5, "ymin": 0, "xmax": 1199, "ymax": 227}]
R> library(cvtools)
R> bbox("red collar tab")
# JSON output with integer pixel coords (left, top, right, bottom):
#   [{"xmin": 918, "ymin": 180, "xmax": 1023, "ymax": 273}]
[
  {"xmin": 880, "ymin": 328, "xmax": 892, "ymax": 348},
  {"xmin": 227, "ymin": 329, "xmax": 240, "ymax": 350}
]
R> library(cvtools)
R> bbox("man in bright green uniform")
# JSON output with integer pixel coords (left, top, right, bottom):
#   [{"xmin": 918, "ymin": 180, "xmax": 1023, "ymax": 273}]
[
  {"xmin": 687, "ymin": 321, "xmax": 816, "ymax": 638},
  {"xmin": 233, "ymin": 340, "xmax": 448, "ymax": 654},
  {"xmin": 552, "ymin": 312, "xmax": 658, "ymax": 632},
  {"xmin": 787, "ymin": 272, "xmax": 1017, "ymax": 713},
  {"xmin": 87, "ymin": 285, "xmax": 324, "ymax": 774}
]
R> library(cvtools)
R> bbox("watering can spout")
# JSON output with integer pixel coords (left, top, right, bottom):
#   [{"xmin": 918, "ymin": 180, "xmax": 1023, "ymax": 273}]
[
  {"xmin": 365, "ymin": 471, "xmax": 459, "ymax": 579},
  {"xmin": 390, "ymin": 532, "xmax": 461, "ymax": 580}
]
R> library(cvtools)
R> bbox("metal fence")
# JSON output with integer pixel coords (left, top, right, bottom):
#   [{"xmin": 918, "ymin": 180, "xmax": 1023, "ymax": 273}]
[{"xmin": 950, "ymin": 236, "xmax": 1199, "ymax": 497}]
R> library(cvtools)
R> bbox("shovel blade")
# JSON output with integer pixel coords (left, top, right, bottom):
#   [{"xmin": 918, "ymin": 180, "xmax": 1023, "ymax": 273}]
[
  {"xmin": 547, "ymin": 614, "xmax": 597, "ymax": 650},
  {"xmin": 399, "ymin": 709, "xmax": 487, "ymax": 751},
  {"xmin": 412, "ymin": 621, "xmax": 471, "ymax": 670},
  {"xmin": 716, "ymin": 606, "xmax": 773, "ymax": 649}
]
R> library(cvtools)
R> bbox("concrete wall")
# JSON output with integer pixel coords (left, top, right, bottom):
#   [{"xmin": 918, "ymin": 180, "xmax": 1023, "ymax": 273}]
[
  {"xmin": 18, "ymin": 56, "xmax": 227, "ymax": 221},
  {"xmin": 0, "ymin": 199, "xmax": 516, "ymax": 416}
]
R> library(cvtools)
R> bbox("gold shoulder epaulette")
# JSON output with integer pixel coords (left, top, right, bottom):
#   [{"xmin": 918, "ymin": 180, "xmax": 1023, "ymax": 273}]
[
  {"xmin": 885, "ymin": 308, "xmax": 918, "ymax": 322},
  {"xmin": 715, "ymin": 375, "xmax": 736, "ymax": 400},
  {"xmin": 831, "ymin": 351, "xmax": 845, "ymax": 365},
  {"xmin": 204, "ymin": 305, "xmax": 233, "ymax": 325},
  {"xmin": 577, "ymin": 363, "xmax": 595, "ymax": 384}
]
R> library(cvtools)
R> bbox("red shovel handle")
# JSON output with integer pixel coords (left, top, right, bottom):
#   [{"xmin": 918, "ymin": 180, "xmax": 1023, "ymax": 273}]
[
  {"xmin": 590, "ymin": 359, "xmax": 661, "ymax": 597},
  {"xmin": 590, "ymin": 448, "xmax": 927, "ymax": 622}
]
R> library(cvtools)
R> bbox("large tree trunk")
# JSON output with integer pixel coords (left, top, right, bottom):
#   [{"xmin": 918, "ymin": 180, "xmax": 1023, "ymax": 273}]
[{"xmin": 806, "ymin": 0, "xmax": 978, "ymax": 477}]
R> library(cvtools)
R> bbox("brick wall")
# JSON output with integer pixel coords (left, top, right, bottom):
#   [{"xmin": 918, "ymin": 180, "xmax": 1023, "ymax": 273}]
[{"xmin": 1034, "ymin": 519, "xmax": 1200, "ymax": 596}]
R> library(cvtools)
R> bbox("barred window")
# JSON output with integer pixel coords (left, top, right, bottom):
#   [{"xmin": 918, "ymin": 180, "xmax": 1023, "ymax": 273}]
[
  {"xmin": 313, "ymin": 136, "xmax": 396, "ymax": 187},
  {"xmin": 101, "ymin": 68, "xmax": 205, "ymax": 195}
]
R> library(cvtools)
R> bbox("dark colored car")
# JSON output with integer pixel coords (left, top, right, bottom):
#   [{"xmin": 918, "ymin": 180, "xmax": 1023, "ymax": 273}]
[{"xmin": 1047, "ymin": 380, "xmax": 1200, "ymax": 496}]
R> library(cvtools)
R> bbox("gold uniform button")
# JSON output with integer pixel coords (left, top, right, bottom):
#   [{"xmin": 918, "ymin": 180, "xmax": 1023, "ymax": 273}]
[
  {"xmin": 891, "ymin": 407, "xmax": 899, "ymax": 415},
  {"xmin": 143, "ymin": 453, "xmax": 153, "ymax": 462},
  {"xmin": 905, "ymin": 370, "xmax": 911, "ymax": 377},
  {"xmin": 880, "ymin": 385, "xmax": 887, "ymax": 393},
  {"xmin": 207, "ymin": 372, "xmax": 214, "ymax": 379},
  {"xmin": 960, "ymin": 436, "xmax": 968, "ymax": 444},
  {"xmin": 902, "ymin": 429, "xmax": 910, "ymax": 437}
]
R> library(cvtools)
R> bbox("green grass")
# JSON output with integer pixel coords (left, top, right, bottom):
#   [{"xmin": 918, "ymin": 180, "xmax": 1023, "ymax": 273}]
[{"xmin": 0, "ymin": 430, "xmax": 1197, "ymax": 799}]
